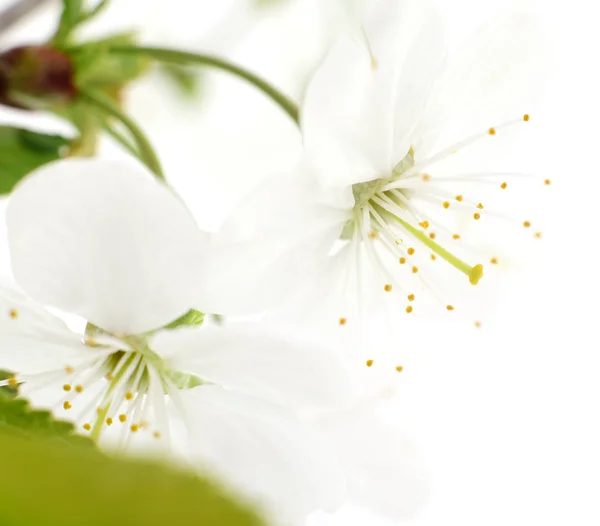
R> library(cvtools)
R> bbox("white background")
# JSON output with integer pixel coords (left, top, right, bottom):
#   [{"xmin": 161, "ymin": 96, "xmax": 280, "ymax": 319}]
[{"xmin": 1, "ymin": 1, "xmax": 599, "ymax": 525}]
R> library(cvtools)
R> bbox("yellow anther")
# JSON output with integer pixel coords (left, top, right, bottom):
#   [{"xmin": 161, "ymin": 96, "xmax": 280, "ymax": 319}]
[
  {"xmin": 75, "ymin": 385, "xmax": 83, "ymax": 393},
  {"xmin": 490, "ymin": 257, "xmax": 498, "ymax": 264},
  {"xmin": 63, "ymin": 384, "xmax": 72, "ymax": 392},
  {"xmin": 419, "ymin": 221, "xmax": 429, "ymax": 229},
  {"xmin": 140, "ymin": 421, "xmax": 149, "ymax": 429},
  {"xmin": 412, "ymin": 266, "xmax": 419, "ymax": 274},
  {"xmin": 119, "ymin": 414, "xmax": 127, "ymax": 423},
  {"xmin": 473, "ymin": 213, "xmax": 481, "ymax": 220},
  {"xmin": 83, "ymin": 423, "xmax": 91, "ymax": 431},
  {"xmin": 125, "ymin": 392, "xmax": 133, "ymax": 401},
  {"xmin": 544, "ymin": 179, "xmax": 551, "ymax": 185},
  {"xmin": 406, "ymin": 306, "xmax": 413, "ymax": 314},
  {"xmin": 366, "ymin": 360, "xmax": 374, "ymax": 367},
  {"xmin": 96, "ymin": 407, "xmax": 104, "ymax": 415},
  {"xmin": 477, "ymin": 203, "xmax": 484, "ymax": 210},
  {"xmin": 384, "ymin": 284, "xmax": 393, "ymax": 292},
  {"xmin": 8, "ymin": 309, "xmax": 18, "ymax": 319},
  {"xmin": 443, "ymin": 201, "xmax": 450, "ymax": 209},
  {"xmin": 535, "ymin": 232, "xmax": 543, "ymax": 239},
  {"xmin": 407, "ymin": 294, "xmax": 415, "ymax": 301},
  {"xmin": 431, "ymin": 254, "xmax": 437, "ymax": 261},
  {"xmin": 396, "ymin": 365, "xmax": 404, "ymax": 373},
  {"xmin": 106, "ymin": 417, "xmax": 113, "ymax": 426},
  {"xmin": 339, "ymin": 317, "xmax": 347, "ymax": 326},
  {"xmin": 446, "ymin": 305, "xmax": 455, "ymax": 311},
  {"xmin": 421, "ymin": 173, "xmax": 431, "ymax": 182},
  {"xmin": 474, "ymin": 321, "xmax": 482, "ymax": 328},
  {"xmin": 106, "ymin": 374, "xmax": 114, "ymax": 381},
  {"xmin": 8, "ymin": 377, "xmax": 18, "ymax": 387},
  {"xmin": 523, "ymin": 114, "xmax": 530, "ymax": 122},
  {"xmin": 399, "ymin": 257, "xmax": 406, "ymax": 264},
  {"xmin": 84, "ymin": 337, "xmax": 96, "ymax": 346},
  {"xmin": 130, "ymin": 424, "xmax": 139, "ymax": 433},
  {"xmin": 153, "ymin": 431, "xmax": 162, "ymax": 440},
  {"xmin": 456, "ymin": 195, "xmax": 463, "ymax": 202},
  {"xmin": 488, "ymin": 127, "xmax": 496, "ymax": 136},
  {"xmin": 500, "ymin": 182, "xmax": 508, "ymax": 190},
  {"xmin": 368, "ymin": 231, "xmax": 378, "ymax": 240},
  {"xmin": 65, "ymin": 366, "xmax": 74, "ymax": 375},
  {"xmin": 429, "ymin": 232, "xmax": 436, "ymax": 240},
  {"xmin": 469, "ymin": 264, "xmax": 484, "ymax": 285},
  {"xmin": 63, "ymin": 401, "xmax": 72, "ymax": 410},
  {"xmin": 523, "ymin": 221, "xmax": 531, "ymax": 228},
  {"xmin": 453, "ymin": 234, "xmax": 461, "ymax": 240},
  {"xmin": 407, "ymin": 247, "xmax": 415, "ymax": 255}
]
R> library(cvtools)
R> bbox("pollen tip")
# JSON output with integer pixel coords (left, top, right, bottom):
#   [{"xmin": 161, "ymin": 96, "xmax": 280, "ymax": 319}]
[
  {"xmin": 368, "ymin": 230, "xmax": 378, "ymax": 239},
  {"xmin": 366, "ymin": 359, "xmax": 374, "ymax": 367},
  {"xmin": 446, "ymin": 305, "xmax": 455, "ymax": 311},
  {"xmin": 469, "ymin": 264, "xmax": 484, "ymax": 285},
  {"xmin": 75, "ymin": 385, "xmax": 83, "ymax": 393},
  {"xmin": 407, "ymin": 247, "xmax": 415, "ymax": 256},
  {"xmin": 65, "ymin": 366, "xmax": 74, "ymax": 375},
  {"xmin": 429, "ymin": 232, "xmax": 436, "ymax": 240},
  {"xmin": 535, "ymin": 231, "xmax": 543, "ymax": 239},
  {"xmin": 544, "ymin": 179, "xmax": 551, "ymax": 186},
  {"xmin": 421, "ymin": 173, "xmax": 431, "ymax": 182},
  {"xmin": 473, "ymin": 212, "xmax": 481, "ymax": 220},
  {"xmin": 63, "ymin": 384, "xmax": 72, "ymax": 392},
  {"xmin": 130, "ymin": 424, "xmax": 139, "ymax": 433},
  {"xmin": 406, "ymin": 306, "xmax": 413, "ymax": 314},
  {"xmin": 8, "ymin": 309, "xmax": 18, "ymax": 320},
  {"xmin": 399, "ymin": 257, "xmax": 406, "ymax": 264},
  {"xmin": 384, "ymin": 284, "xmax": 393, "ymax": 292},
  {"xmin": 488, "ymin": 127, "xmax": 496, "ymax": 136},
  {"xmin": 523, "ymin": 114, "xmax": 530, "ymax": 122},
  {"xmin": 474, "ymin": 321, "xmax": 482, "ymax": 328},
  {"xmin": 412, "ymin": 266, "xmax": 419, "ymax": 274},
  {"xmin": 125, "ymin": 392, "xmax": 133, "ymax": 401},
  {"xmin": 443, "ymin": 201, "xmax": 450, "ymax": 209},
  {"xmin": 153, "ymin": 431, "xmax": 162, "ymax": 439},
  {"xmin": 339, "ymin": 317, "xmax": 347, "ymax": 326},
  {"xmin": 106, "ymin": 417, "xmax": 113, "ymax": 426},
  {"xmin": 396, "ymin": 365, "xmax": 404, "ymax": 373},
  {"xmin": 63, "ymin": 401, "xmax": 72, "ymax": 410},
  {"xmin": 407, "ymin": 294, "xmax": 415, "ymax": 301},
  {"xmin": 490, "ymin": 257, "xmax": 498, "ymax": 265},
  {"xmin": 83, "ymin": 423, "xmax": 91, "ymax": 431},
  {"xmin": 119, "ymin": 414, "xmax": 127, "ymax": 423},
  {"xmin": 8, "ymin": 377, "xmax": 18, "ymax": 387},
  {"xmin": 500, "ymin": 182, "xmax": 508, "ymax": 190}
]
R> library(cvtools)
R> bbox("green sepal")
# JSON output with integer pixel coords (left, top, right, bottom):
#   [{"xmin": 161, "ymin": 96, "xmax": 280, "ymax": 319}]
[
  {"xmin": 0, "ymin": 126, "xmax": 70, "ymax": 195},
  {"xmin": 165, "ymin": 309, "xmax": 205, "ymax": 330}
]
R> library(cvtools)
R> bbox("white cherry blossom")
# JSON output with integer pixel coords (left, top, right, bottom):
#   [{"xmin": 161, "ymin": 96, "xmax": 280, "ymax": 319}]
[
  {"xmin": 214, "ymin": 0, "xmax": 551, "ymax": 327},
  {"xmin": 0, "ymin": 158, "xmax": 356, "ymax": 522}
]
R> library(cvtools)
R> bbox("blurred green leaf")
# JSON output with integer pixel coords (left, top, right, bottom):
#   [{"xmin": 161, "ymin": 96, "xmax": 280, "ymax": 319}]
[
  {"xmin": 0, "ymin": 433, "xmax": 264, "ymax": 526},
  {"xmin": 69, "ymin": 33, "xmax": 151, "ymax": 90},
  {"xmin": 0, "ymin": 390, "xmax": 94, "ymax": 448},
  {"xmin": 0, "ymin": 126, "xmax": 70, "ymax": 195}
]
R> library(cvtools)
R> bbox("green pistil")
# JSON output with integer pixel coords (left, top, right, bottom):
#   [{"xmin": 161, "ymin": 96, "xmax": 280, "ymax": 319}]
[{"xmin": 396, "ymin": 217, "xmax": 484, "ymax": 285}]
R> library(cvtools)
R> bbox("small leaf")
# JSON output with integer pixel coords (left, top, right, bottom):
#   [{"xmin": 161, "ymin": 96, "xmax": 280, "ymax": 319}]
[
  {"xmin": 0, "ymin": 433, "xmax": 265, "ymax": 526},
  {"xmin": 0, "ymin": 126, "xmax": 70, "ymax": 195},
  {"xmin": 0, "ymin": 392, "xmax": 94, "ymax": 447}
]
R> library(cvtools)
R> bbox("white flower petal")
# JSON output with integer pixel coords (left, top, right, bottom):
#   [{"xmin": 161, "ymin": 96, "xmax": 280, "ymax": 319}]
[
  {"xmin": 7, "ymin": 158, "xmax": 207, "ymax": 335},
  {"xmin": 316, "ymin": 405, "xmax": 429, "ymax": 520},
  {"xmin": 180, "ymin": 386, "xmax": 347, "ymax": 521},
  {"xmin": 196, "ymin": 171, "xmax": 348, "ymax": 315},
  {"xmin": 152, "ymin": 323, "xmax": 355, "ymax": 410},
  {"xmin": 0, "ymin": 285, "xmax": 95, "ymax": 374},
  {"xmin": 301, "ymin": 35, "xmax": 396, "ymax": 187},
  {"xmin": 412, "ymin": 9, "xmax": 550, "ymax": 158}
]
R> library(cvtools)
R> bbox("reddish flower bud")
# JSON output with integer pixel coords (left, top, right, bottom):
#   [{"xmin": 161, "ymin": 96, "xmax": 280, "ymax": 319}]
[{"xmin": 0, "ymin": 45, "xmax": 77, "ymax": 110}]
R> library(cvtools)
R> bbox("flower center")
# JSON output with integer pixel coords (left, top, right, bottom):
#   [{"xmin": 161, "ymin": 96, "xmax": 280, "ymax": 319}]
[{"xmin": 342, "ymin": 148, "xmax": 483, "ymax": 286}]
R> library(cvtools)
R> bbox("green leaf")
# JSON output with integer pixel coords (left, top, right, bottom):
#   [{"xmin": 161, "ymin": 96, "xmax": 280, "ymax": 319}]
[
  {"xmin": 0, "ymin": 433, "xmax": 265, "ymax": 526},
  {"xmin": 165, "ymin": 309, "xmax": 205, "ymax": 330},
  {"xmin": 0, "ymin": 126, "xmax": 70, "ymax": 195},
  {"xmin": 0, "ymin": 390, "xmax": 94, "ymax": 447}
]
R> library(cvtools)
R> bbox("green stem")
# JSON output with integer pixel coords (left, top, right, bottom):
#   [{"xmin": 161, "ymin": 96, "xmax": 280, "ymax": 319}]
[
  {"xmin": 105, "ymin": 45, "xmax": 300, "ymax": 125},
  {"xmin": 78, "ymin": 88, "xmax": 165, "ymax": 180}
]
